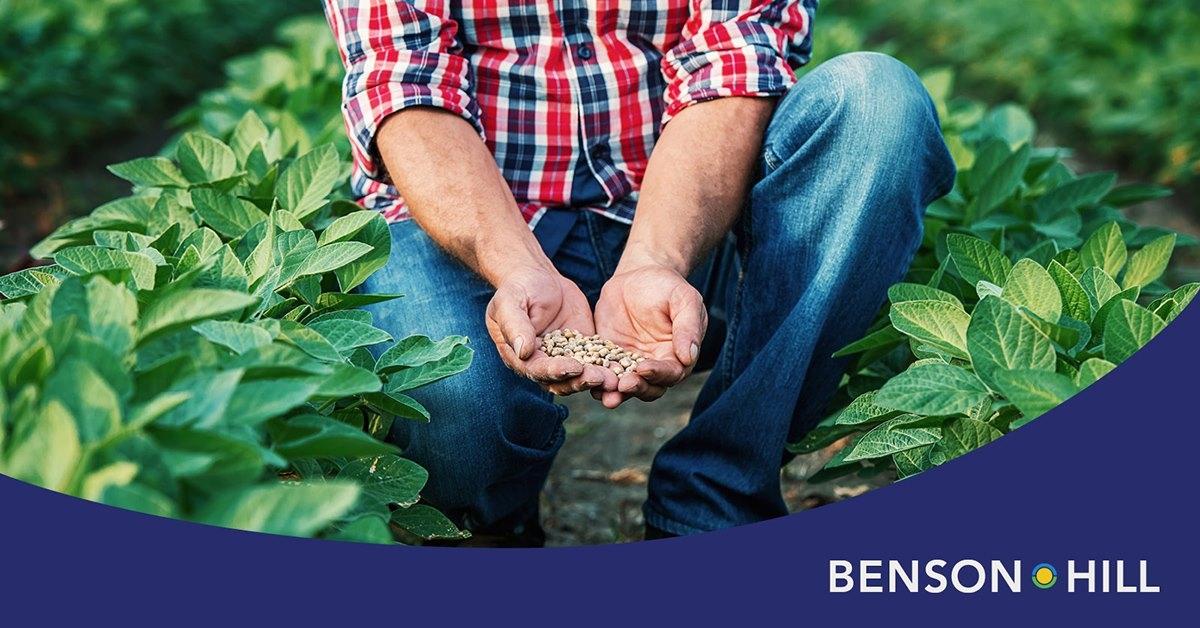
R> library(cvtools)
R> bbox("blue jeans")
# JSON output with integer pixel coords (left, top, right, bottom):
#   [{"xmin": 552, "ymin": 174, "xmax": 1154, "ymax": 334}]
[{"xmin": 362, "ymin": 53, "xmax": 956, "ymax": 536}]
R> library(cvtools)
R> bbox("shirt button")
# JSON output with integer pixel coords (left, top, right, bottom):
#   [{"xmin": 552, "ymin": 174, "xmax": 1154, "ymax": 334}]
[{"xmin": 577, "ymin": 44, "xmax": 593, "ymax": 60}]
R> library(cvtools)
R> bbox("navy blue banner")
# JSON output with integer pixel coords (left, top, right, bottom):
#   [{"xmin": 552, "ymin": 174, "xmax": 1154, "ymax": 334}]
[{"xmin": 2, "ymin": 304, "xmax": 1194, "ymax": 625}]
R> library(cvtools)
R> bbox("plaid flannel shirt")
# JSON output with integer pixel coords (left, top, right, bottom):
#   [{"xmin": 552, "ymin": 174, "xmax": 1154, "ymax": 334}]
[{"xmin": 323, "ymin": 0, "xmax": 816, "ymax": 224}]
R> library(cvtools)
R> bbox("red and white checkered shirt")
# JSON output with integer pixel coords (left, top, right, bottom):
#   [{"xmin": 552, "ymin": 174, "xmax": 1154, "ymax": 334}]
[{"xmin": 323, "ymin": 0, "xmax": 816, "ymax": 224}]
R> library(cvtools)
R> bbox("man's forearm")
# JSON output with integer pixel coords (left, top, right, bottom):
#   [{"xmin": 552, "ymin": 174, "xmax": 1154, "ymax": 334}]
[
  {"xmin": 376, "ymin": 107, "xmax": 553, "ymax": 286},
  {"xmin": 618, "ymin": 97, "xmax": 776, "ymax": 275}
]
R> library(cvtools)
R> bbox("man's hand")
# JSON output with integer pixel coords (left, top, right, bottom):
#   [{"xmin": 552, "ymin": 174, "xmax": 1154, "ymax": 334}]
[
  {"xmin": 593, "ymin": 264, "xmax": 707, "ymax": 407},
  {"xmin": 486, "ymin": 266, "xmax": 618, "ymax": 397}
]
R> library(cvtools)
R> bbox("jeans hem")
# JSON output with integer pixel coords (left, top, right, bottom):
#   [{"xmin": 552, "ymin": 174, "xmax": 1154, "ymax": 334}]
[{"xmin": 642, "ymin": 501, "xmax": 712, "ymax": 537}]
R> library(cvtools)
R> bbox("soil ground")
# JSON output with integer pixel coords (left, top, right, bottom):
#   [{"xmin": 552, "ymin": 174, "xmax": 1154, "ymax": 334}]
[{"xmin": 542, "ymin": 374, "xmax": 893, "ymax": 545}]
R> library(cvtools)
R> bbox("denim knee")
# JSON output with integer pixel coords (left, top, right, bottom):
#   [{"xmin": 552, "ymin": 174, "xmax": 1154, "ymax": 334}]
[{"xmin": 766, "ymin": 52, "xmax": 947, "ymax": 170}]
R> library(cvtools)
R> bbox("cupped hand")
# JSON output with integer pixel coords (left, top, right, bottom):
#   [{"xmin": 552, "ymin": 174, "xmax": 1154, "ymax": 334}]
[
  {"xmin": 593, "ymin": 264, "xmax": 707, "ymax": 407},
  {"xmin": 485, "ymin": 266, "xmax": 617, "ymax": 396}
]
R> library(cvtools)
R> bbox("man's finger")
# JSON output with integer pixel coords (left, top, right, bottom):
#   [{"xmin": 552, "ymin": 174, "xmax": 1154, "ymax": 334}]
[
  {"xmin": 523, "ymin": 355, "xmax": 586, "ymax": 382},
  {"xmin": 546, "ymin": 365, "xmax": 607, "ymax": 396},
  {"xmin": 600, "ymin": 389, "xmax": 627, "ymax": 409},
  {"xmin": 486, "ymin": 294, "xmax": 538, "ymax": 360},
  {"xmin": 669, "ymin": 286, "xmax": 707, "ymax": 368},
  {"xmin": 633, "ymin": 358, "xmax": 686, "ymax": 387},
  {"xmin": 635, "ymin": 384, "xmax": 668, "ymax": 402}
]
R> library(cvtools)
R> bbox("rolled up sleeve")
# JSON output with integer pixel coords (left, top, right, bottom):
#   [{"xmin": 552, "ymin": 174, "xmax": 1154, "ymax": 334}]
[
  {"xmin": 324, "ymin": 0, "xmax": 484, "ymax": 181},
  {"xmin": 660, "ymin": 0, "xmax": 815, "ymax": 126}
]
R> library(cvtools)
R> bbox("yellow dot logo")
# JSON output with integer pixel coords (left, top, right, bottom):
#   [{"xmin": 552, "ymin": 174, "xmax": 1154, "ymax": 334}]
[{"xmin": 1031, "ymin": 563, "xmax": 1058, "ymax": 589}]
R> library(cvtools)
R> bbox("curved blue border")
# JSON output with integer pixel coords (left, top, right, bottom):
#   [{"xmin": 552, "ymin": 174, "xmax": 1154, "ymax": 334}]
[{"xmin": 2, "ymin": 303, "xmax": 1195, "ymax": 624}]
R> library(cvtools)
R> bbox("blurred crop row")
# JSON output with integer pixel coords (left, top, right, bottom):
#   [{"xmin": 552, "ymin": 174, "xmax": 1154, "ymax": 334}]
[{"xmin": 819, "ymin": 0, "xmax": 1200, "ymax": 203}]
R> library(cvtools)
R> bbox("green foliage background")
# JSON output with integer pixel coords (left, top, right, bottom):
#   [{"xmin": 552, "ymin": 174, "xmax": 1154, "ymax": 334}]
[
  {"xmin": 0, "ymin": 0, "xmax": 308, "ymax": 197},
  {"xmin": 819, "ymin": 0, "xmax": 1200, "ymax": 201}
]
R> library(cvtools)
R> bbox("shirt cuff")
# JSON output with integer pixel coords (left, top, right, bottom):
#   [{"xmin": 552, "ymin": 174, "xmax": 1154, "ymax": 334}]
[
  {"xmin": 343, "ymin": 52, "xmax": 484, "ymax": 182},
  {"xmin": 660, "ymin": 24, "xmax": 797, "ymax": 126}
]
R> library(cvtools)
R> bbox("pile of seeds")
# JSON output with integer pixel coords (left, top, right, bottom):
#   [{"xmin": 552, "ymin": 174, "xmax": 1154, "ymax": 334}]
[{"xmin": 539, "ymin": 328, "xmax": 646, "ymax": 375}]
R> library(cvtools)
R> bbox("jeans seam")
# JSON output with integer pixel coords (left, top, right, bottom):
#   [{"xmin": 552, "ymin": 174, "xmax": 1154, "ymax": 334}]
[{"xmin": 583, "ymin": 211, "xmax": 616, "ymax": 277}]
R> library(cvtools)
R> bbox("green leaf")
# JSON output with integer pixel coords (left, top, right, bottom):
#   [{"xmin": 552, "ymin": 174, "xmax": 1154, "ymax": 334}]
[
  {"xmin": 1031, "ymin": 210, "xmax": 1083, "ymax": 247},
  {"xmin": 276, "ymin": 144, "xmax": 342, "ymax": 220},
  {"xmin": 0, "ymin": 266, "xmax": 65, "ymax": 299},
  {"xmin": 223, "ymin": 378, "xmax": 322, "ymax": 426},
  {"xmin": 195, "ymin": 482, "xmax": 359, "ymax": 537},
  {"xmin": 309, "ymin": 319, "xmax": 393, "ymax": 353},
  {"xmin": 1121, "ymin": 234, "xmax": 1175, "ymax": 290},
  {"xmin": 1034, "ymin": 172, "xmax": 1116, "ymax": 217},
  {"xmin": 843, "ymin": 415, "xmax": 941, "ymax": 462},
  {"xmin": 155, "ymin": 369, "xmax": 242, "ymax": 429},
  {"xmin": 193, "ymin": 320, "xmax": 273, "ymax": 354},
  {"xmin": 977, "ymin": 103, "xmax": 1036, "ymax": 149},
  {"xmin": 55, "ymin": 246, "xmax": 156, "ymax": 291},
  {"xmin": 313, "ymin": 292, "xmax": 403, "ymax": 313},
  {"xmin": 340, "ymin": 454, "xmax": 428, "ymax": 508},
  {"xmin": 1001, "ymin": 258, "xmax": 1062, "ymax": 323},
  {"xmin": 1079, "ymin": 222, "xmax": 1128, "ymax": 278},
  {"xmin": 377, "ymin": 335, "xmax": 469, "ymax": 372},
  {"xmin": 993, "ymin": 369, "xmax": 1079, "ymax": 426},
  {"xmin": 383, "ymin": 343, "xmax": 474, "ymax": 392},
  {"xmin": 314, "ymin": 363, "xmax": 382, "ymax": 397},
  {"xmin": 893, "ymin": 445, "xmax": 935, "ymax": 478},
  {"xmin": 1090, "ymin": 286, "xmax": 1139, "ymax": 337},
  {"xmin": 1048, "ymin": 260, "xmax": 1092, "ymax": 322},
  {"xmin": 1076, "ymin": 358, "xmax": 1117, "ymax": 389},
  {"xmin": 875, "ymin": 363, "xmax": 990, "ymax": 416},
  {"xmin": 888, "ymin": 300, "xmax": 970, "ymax": 359},
  {"xmin": 1079, "ymin": 267, "xmax": 1121, "ymax": 312},
  {"xmin": 1147, "ymin": 283, "xmax": 1198, "ymax": 323},
  {"xmin": 318, "ymin": 210, "xmax": 379, "ymax": 246},
  {"xmin": 832, "ymin": 325, "xmax": 904, "ymax": 358},
  {"xmin": 137, "ymin": 289, "xmax": 257, "ymax": 341},
  {"xmin": 887, "ymin": 282, "xmax": 961, "ymax": 306},
  {"xmin": 1103, "ymin": 300, "xmax": 1166, "ymax": 364},
  {"xmin": 296, "ymin": 241, "xmax": 374, "ymax": 278},
  {"xmin": 2, "ymin": 400, "xmax": 81, "ymax": 492},
  {"xmin": 928, "ymin": 418, "xmax": 1003, "ymax": 463},
  {"xmin": 177, "ymin": 133, "xmax": 238, "ymax": 183},
  {"xmin": 107, "ymin": 157, "xmax": 188, "ymax": 188},
  {"xmin": 80, "ymin": 462, "xmax": 139, "ymax": 502},
  {"xmin": 946, "ymin": 233, "xmax": 1012, "ymax": 287},
  {"xmin": 974, "ymin": 143, "xmax": 1030, "ymax": 215},
  {"xmin": 276, "ymin": 321, "xmax": 343, "ymax": 362},
  {"xmin": 152, "ymin": 426, "xmax": 285, "ymax": 487},
  {"xmin": 102, "ymin": 483, "xmax": 177, "ymax": 518},
  {"xmin": 268, "ymin": 414, "xmax": 398, "ymax": 460},
  {"xmin": 333, "ymin": 215, "xmax": 389, "ymax": 292},
  {"xmin": 43, "ymin": 359, "xmax": 121, "ymax": 443},
  {"xmin": 327, "ymin": 516, "xmax": 394, "ymax": 544},
  {"xmin": 966, "ymin": 296, "xmax": 1056, "ymax": 391},
  {"xmin": 1102, "ymin": 183, "xmax": 1173, "ymax": 207},
  {"xmin": 229, "ymin": 110, "xmax": 271, "ymax": 163},
  {"xmin": 190, "ymin": 188, "xmax": 268, "ymax": 239},
  {"xmin": 365, "ymin": 390, "xmax": 431, "ymax": 422},
  {"xmin": 391, "ymin": 504, "xmax": 470, "ymax": 541},
  {"xmin": 832, "ymin": 391, "xmax": 897, "ymax": 426}
]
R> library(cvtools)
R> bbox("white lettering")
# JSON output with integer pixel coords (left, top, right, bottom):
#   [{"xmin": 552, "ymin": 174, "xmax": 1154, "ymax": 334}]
[
  {"xmin": 1116, "ymin": 560, "xmax": 1137, "ymax": 593},
  {"xmin": 860, "ymin": 560, "xmax": 883, "ymax": 593},
  {"xmin": 991, "ymin": 561, "xmax": 1021, "ymax": 593},
  {"xmin": 1068, "ymin": 560, "xmax": 1095, "ymax": 593},
  {"xmin": 924, "ymin": 559, "xmax": 948, "ymax": 594},
  {"xmin": 829, "ymin": 560, "xmax": 854, "ymax": 593},
  {"xmin": 1140, "ymin": 560, "xmax": 1160, "ymax": 593},
  {"xmin": 889, "ymin": 560, "xmax": 919, "ymax": 593},
  {"xmin": 951, "ymin": 560, "xmax": 987, "ymax": 593}
]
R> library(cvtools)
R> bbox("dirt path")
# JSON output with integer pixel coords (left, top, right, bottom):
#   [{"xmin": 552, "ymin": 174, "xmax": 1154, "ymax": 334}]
[{"xmin": 542, "ymin": 374, "xmax": 892, "ymax": 545}]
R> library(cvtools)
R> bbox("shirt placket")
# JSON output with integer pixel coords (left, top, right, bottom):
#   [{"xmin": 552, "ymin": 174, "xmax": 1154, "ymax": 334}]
[{"xmin": 558, "ymin": 0, "xmax": 622, "ymax": 206}]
